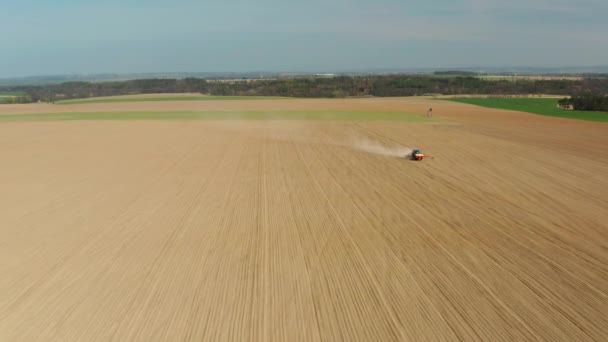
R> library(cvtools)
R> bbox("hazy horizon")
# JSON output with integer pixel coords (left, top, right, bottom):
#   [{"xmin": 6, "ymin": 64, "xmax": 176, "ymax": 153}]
[{"xmin": 2, "ymin": 0, "xmax": 607, "ymax": 78}]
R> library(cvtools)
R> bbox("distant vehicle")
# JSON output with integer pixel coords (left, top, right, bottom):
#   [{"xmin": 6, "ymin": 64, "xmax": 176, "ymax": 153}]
[{"xmin": 409, "ymin": 148, "xmax": 425, "ymax": 161}]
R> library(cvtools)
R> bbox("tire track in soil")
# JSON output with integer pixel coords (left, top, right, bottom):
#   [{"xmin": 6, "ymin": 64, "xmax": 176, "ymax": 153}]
[
  {"xmin": 332, "ymin": 123, "xmax": 607, "ymax": 340},
  {"xmin": 0, "ymin": 126, "xmax": 213, "ymax": 339},
  {"xmin": 293, "ymin": 141, "xmax": 413, "ymax": 341},
  {"xmin": 109, "ymin": 137, "xmax": 240, "ymax": 341},
  {"xmin": 355, "ymin": 122, "xmax": 608, "ymax": 287},
  {"xmin": 275, "ymin": 140, "xmax": 404, "ymax": 341},
  {"xmin": 318, "ymin": 138, "xmax": 592, "ymax": 341},
  {"xmin": 122, "ymin": 138, "xmax": 248, "ymax": 341},
  {"xmin": 302, "ymin": 131, "xmax": 540, "ymax": 341},
  {"xmin": 260, "ymin": 135, "xmax": 323, "ymax": 341},
  {"xmin": 298, "ymin": 127, "xmax": 465, "ymax": 341},
  {"xmin": 29, "ymin": 129, "xmax": 228, "ymax": 341}
]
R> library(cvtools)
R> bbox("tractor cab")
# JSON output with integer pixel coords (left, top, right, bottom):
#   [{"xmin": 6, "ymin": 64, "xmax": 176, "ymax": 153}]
[{"xmin": 411, "ymin": 148, "xmax": 424, "ymax": 161}]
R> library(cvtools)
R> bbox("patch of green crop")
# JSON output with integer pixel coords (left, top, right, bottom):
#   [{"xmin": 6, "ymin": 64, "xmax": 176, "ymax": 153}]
[
  {"xmin": 0, "ymin": 91, "xmax": 26, "ymax": 96},
  {"xmin": 447, "ymin": 98, "xmax": 608, "ymax": 122}
]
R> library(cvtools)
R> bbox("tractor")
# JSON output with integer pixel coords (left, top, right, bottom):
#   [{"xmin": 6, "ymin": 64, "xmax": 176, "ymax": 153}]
[{"xmin": 409, "ymin": 148, "xmax": 424, "ymax": 161}]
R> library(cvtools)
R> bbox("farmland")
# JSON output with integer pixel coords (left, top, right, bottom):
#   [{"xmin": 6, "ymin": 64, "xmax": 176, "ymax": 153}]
[
  {"xmin": 0, "ymin": 93, "xmax": 18, "ymax": 104},
  {"xmin": 0, "ymin": 92, "xmax": 29, "ymax": 104},
  {"xmin": 0, "ymin": 110, "xmax": 424, "ymax": 122},
  {"xmin": 0, "ymin": 92, "xmax": 26, "ymax": 96},
  {"xmin": 447, "ymin": 97, "xmax": 608, "ymax": 122},
  {"xmin": 57, "ymin": 94, "xmax": 288, "ymax": 104},
  {"xmin": 0, "ymin": 97, "xmax": 607, "ymax": 341}
]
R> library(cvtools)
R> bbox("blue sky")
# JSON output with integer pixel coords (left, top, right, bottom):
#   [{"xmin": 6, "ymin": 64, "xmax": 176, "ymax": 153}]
[{"xmin": 1, "ymin": 0, "xmax": 607, "ymax": 77}]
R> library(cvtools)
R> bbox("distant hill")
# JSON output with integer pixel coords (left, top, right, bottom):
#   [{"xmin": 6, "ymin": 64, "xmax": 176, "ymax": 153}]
[
  {"xmin": 2, "ymin": 66, "xmax": 608, "ymax": 87},
  {"xmin": 0, "ymin": 72, "xmax": 284, "ymax": 87},
  {"xmin": 4, "ymin": 74, "xmax": 607, "ymax": 103}
]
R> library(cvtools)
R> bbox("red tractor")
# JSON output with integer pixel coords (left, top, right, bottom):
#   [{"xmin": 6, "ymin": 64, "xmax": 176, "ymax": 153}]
[{"xmin": 410, "ymin": 148, "xmax": 424, "ymax": 161}]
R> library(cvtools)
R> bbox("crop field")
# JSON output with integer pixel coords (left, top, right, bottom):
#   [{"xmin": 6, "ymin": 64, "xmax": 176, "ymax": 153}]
[
  {"xmin": 57, "ymin": 94, "xmax": 288, "ymax": 104},
  {"xmin": 448, "ymin": 97, "xmax": 608, "ymax": 122},
  {"xmin": 0, "ymin": 110, "xmax": 424, "ymax": 122},
  {"xmin": 0, "ymin": 95, "xmax": 16, "ymax": 104},
  {"xmin": 1, "ymin": 97, "xmax": 607, "ymax": 341},
  {"xmin": 0, "ymin": 92, "xmax": 28, "ymax": 104}
]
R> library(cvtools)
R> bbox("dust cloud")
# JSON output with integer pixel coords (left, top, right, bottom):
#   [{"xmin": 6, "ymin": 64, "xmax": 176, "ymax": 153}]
[{"xmin": 351, "ymin": 135, "xmax": 412, "ymax": 158}]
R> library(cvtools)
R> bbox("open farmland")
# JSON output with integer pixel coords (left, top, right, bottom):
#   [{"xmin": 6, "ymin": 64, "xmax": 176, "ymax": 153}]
[
  {"xmin": 0, "ymin": 95, "xmax": 16, "ymax": 104},
  {"xmin": 57, "ymin": 94, "xmax": 288, "ymax": 105},
  {"xmin": 447, "ymin": 97, "xmax": 608, "ymax": 122},
  {"xmin": 0, "ymin": 92, "xmax": 28, "ymax": 104},
  {"xmin": 0, "ymin": 110, "xmax": 424, "ymax": 122},
  {"xmin": 1, "ymin": 97, "xmax": 607, "ymax": 341}
]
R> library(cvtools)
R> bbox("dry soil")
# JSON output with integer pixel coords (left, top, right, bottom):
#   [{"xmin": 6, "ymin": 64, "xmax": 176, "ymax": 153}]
[{"xmin": 0, "ymin": 98, "xmax": 607, "ymax": 341}]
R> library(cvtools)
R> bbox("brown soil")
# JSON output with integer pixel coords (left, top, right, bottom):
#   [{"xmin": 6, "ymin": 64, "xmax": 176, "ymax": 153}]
[
  {"xmin": 0, "ymin": 98, "xmax": 607, "ymax": 341},
  {"xmin": 0, "ymin": 97, "xmax": 525, "ymax": 114}
]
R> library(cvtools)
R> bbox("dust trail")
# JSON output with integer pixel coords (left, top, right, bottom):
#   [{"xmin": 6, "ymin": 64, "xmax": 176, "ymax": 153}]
[{"xmin": 352, "ymin": 135, "xmax": 412, "ymax": 158}]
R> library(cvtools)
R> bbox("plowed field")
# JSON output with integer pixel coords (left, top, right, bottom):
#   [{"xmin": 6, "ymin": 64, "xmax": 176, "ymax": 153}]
[{"xmin": 1, "ymin": 98, "xmax": 607, "ymax": 341}]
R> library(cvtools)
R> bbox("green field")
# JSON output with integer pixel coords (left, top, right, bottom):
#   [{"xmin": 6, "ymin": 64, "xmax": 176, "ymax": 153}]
[
  {"xmin": 0, "ymin": 91, "xmax": 26, "ymax": 96},
  {"xmin": 57, "ymin": 95, "xmax": 289, "ymax": 105},
  {"xmin": 0, "ymin": 96, "xmax": 16, "ymax": 104},
  {"xmin": 0, "ymin": 92, "xmax": 28, "ymax": 104},
  {"xmin": 447, "ymin": 98, "xmax": 608, "ymax": 122},
  {"xmin": 0, "ymin": 110, "xmax": 430, "ymax": 122}
]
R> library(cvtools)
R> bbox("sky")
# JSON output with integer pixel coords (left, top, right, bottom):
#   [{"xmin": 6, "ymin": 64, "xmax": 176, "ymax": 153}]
[{"xmin": 1, "ymin": 0, "xmax": 607, "ymax": 77}]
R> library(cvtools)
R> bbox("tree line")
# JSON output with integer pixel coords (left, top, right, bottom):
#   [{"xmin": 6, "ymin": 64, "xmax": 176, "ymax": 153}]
[
  {"xmin": 559, "ymin": 93, "xmax": 608, "ymax": 112},
  {"xmin": 1, "ymin": 75, "xmax": 607, "ymax": 104}
]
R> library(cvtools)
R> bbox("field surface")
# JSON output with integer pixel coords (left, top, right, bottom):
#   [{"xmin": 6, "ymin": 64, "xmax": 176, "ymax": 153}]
[
  {"xmin": 57, "ymin": 94, "xmax": 288, "ymax": 104},
  {"xmin": 1, "ymin": 97, "xmax": 607, "ymax": 341},
  {"xmin": 447, "ymin": 97, "xmax": 608, "ymax": 122},
  {"xmin": 0, "ymin": 110, "xmax": 423, "ymax": 122}
]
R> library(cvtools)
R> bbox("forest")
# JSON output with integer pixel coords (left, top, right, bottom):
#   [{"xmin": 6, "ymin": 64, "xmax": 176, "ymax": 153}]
[
  {"xmin": 1, "ymin": 75, "xmax": 607, "ymax": 104},
  {"xmin": 559, "ymin": 93, "xmax": 608, "ymax": 111}
]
